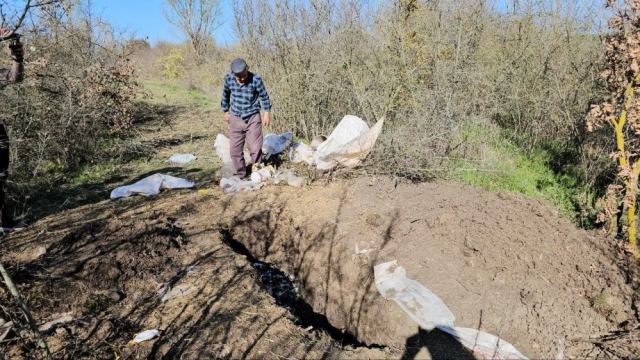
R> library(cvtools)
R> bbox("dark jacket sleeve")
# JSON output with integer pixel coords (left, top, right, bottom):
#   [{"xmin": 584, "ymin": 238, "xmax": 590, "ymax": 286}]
[{"xmin": 221, "ymin": 75, "xmax": 231, "ymax": 112}]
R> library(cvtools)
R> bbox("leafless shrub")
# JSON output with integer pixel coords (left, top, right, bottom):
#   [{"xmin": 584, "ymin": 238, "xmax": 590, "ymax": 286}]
[
  {"xmin": 0, "ymin": 0, "xmax": 141, "ymax": 182},
  {"xmin": 228, "ymin": 0, "xmax": 604, "ymax": 181}
]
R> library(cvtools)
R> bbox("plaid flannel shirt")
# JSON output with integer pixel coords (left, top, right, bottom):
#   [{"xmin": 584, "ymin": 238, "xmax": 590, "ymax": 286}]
[{"xmin": 221, "ymin": 72, "xmax": 271, "ymax": 121}]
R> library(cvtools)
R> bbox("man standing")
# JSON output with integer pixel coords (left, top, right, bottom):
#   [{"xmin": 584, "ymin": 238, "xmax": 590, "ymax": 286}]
[
  {"xmin": 0, "ymin": 31, "xmax": 24, "ymax": 231},
  {"xmin": 221, "ymin": 58, "xmax": 271, "ymax": 178}
]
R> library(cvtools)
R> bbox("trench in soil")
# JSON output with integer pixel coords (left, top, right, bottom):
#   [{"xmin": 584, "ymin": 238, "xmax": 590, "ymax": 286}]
[{"xmin": 219, "ymin": 228, "xmax": 383, "ymax": 349}]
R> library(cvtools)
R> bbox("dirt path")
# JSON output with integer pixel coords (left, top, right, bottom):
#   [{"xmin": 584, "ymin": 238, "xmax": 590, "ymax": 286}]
[
  {"xmin": 1, "ymin": 83, "xmax": 639, "ymax": 359},
  {"xmin": 0, "ymin": 88, "xmax": 395, "ymax": 359}
]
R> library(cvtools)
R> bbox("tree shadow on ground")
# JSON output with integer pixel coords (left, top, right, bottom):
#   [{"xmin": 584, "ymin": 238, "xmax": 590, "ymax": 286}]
[
  {"xmin": 401, "ymin": 328, "xmax": 476, "ymax": 360},
  {"xmin": 1, "ymin": 193, "xmax": 333, "ymax": 359},
  {"xmin": 5, "ymin": 101, "xmax": 214, "ymax": 222},
  {"xmin": 15, "ymin": 165, "xmax": 206, "ymax": 222}
]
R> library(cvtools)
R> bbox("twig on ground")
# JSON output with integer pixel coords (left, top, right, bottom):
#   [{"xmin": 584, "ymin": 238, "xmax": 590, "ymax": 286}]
[{"xmin": 0, "ymin": 260, "xmax": 53, "ymax": 359}]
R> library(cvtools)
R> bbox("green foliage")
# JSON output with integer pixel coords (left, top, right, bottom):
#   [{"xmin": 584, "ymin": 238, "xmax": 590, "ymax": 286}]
[
  {"xmin": 592, "ymin": 293, "xmax": 615, "ymax": 316},
  {"xmin": 84, "ymin": 294, "xmax": 111, "ymax": 315},
  {"xmin": 141, "ymin": 79, "xmax": 214, "ymax": 107},
  {"xmin": 159, "ymin": 49, "xmax": 187, "ymax": 80},
  {"xmin": 454, "ymin": 134, "xmax": 599, "ymax": 224}
]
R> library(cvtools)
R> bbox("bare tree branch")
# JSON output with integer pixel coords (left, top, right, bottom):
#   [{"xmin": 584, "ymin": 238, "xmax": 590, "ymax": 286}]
[
  {"xmin": 163, "ymin": 0, "xmax": 222, "ymax": 61},
  {"xmin": 0, "ymin": 0, "xmax": 30, "ymax": 41},
  {"xmin": 0, "ymin": 261, "xmax": 53, "ymax": 360}
]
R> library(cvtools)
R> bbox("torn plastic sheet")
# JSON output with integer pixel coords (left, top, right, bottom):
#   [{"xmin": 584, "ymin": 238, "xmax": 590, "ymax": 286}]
[
  {"xmin": 130, "ymin": 329, "xmax": 160, "ymax": 344},
  {"xmin": 288, "ymin": 115, "xmax": 384, "ymax": 170},
  {"xmin": 374, "ymin": 260, "xmax": 528, "ymax": 360},
  {"xmin": 220, "ymin": 176, "xmax": 262, "ymax": 193},
  {"xmin": 169, "ymin": 154, "xmax": 197, "ymax": 164},
  {"xmin": 263, "ymin": 132, "xmax": 293, "ymax": 160},
  {"xmin": 110, "ymin": 174, "xmax": 194, "ymax": 199},
  {"xmin": 439, "ymin": 326, "xmax": 529, "ymax": 360},
  {"xmin": 291, "ymin": 142, "xmax": 314, "ymax": 165},
  {"xmin": 374, "ymin": 260, "xmax": 455, "ymax": 331}
]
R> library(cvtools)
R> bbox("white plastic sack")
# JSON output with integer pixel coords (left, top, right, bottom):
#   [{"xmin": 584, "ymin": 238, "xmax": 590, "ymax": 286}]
[
  {"xmin": 220, "ymin": 176, "xmax": 262, "ymax": 193},
  {"xmin": 110, "ymin": 174, "xmax": 194, "ymax": 199},
  {"xmin": 315, "ymin": 115, "xmax": 370, "ymax": 157},
  {"xmin": 439, "ymin": 327, "xmax": 528, "ymax": 360},
  {"xmin": 314, "ymin": 116, "xmax": 384, "ymax": 170},
  {"xmin": 169, "ymin": 154, "xmax": 196, "ymax": 164},
  {"xmin": 263, "ymin": 132, "xmax": 293, "ymax": 159},
  {"xmin": 214, "ymin": 134, "xmax": 251, "ymax": 166},
  {"xmin": 374, "ymin": 260, "xmax": 455, "ymax": 330},
  {"xmin": 374, "ymin": 260, "xmax": 528, "ymax": 360},
  {"xmin": 291, "ymin": 142, "xmax": 315, "ymax": 165}
]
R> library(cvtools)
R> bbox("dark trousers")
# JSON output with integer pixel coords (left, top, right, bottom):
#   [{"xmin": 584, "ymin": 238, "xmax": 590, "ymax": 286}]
[
  {"xmin": 0, "ymin": 124, "xmax": 10, "ymax": 225},
  {"xmin": 229, "ymin": 113, "xmax": 263, "ymax": 178}
]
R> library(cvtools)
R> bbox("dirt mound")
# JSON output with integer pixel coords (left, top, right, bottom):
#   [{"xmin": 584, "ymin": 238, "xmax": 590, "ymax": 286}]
[
  {"xmin": 1, "ymin": 176, "xmax": 638, "ymax": 359},
  {"xmin": 0, "ymin": 202, "xmax": 380, "ymax": 359},
  {"xmin": 217, "ymin": 177, "xmax": 639, "ymax": 358}
]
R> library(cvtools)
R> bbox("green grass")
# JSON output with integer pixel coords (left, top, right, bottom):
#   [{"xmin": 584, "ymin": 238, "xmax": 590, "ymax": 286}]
[
  {"xmin": 140, "ymin": 79, "xmax": 216, "ymax": 108},
  {"xmin": 453, "ymin": 131, "xmax": 593, "ymax": 222}
]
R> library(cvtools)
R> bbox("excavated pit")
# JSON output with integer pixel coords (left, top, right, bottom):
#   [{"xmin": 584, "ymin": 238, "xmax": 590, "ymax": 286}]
[
  {"xmin": 219, "ymin": 228, "xmax": 385, "ymax": 350},
  {"xmin": 218, "ymin": 177, "xmax": 640, "ymax": 358}
]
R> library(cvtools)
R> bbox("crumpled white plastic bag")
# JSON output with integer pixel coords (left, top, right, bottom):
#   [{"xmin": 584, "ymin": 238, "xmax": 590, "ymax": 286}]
[
  {"xmin": 298, "ymin": 115, "xmax": 384, "ymax": 170},
  {"xmin": 316, "ymin": 116, "xmax": 384, "ymax": 170},
  {"xmin": 374, "ymin": 260, "xmax": 528, "ymax": 360},
  {"xmin": 169, "ymin": 154, "xmax": 197, "ymax": 164},
  {"xmin": 110, "ymin": 174, "xmax": 194, "ymax": 199},
  {"xmin": 220, "ymin": 176, "xmax": 262, "ymax": 193}
]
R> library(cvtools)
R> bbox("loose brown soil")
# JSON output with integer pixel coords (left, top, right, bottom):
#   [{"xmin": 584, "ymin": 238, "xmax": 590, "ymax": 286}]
[
  {"xmin": 1, "ymin": 176, "xmax": 639, "ymax": 359},
  {"xmin": 216, "ymin": 177, "xmax": 640, "ymax": 359}
]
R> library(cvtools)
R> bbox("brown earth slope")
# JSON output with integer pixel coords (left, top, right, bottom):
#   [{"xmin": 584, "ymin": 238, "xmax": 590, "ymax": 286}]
[
  {"xmin": 1, "ymin": 176, "xmax": 638, "ymax": 359},
  {"xmin": 218, "ymin": 177, "xmax": 640, "ymax": 358}
]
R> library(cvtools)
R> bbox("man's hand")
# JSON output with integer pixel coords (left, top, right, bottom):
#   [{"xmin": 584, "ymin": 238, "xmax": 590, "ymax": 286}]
[
  {"xmin": 263, "ymin": 112, "xmax": 270, "ymax": 127},
  {"xmin": 225, "ymin": 112, "xmax": 231, "ymax": 123},
  {"xmin": 1, "ymin": 29, "xmax": 23, "ymax": 62}
]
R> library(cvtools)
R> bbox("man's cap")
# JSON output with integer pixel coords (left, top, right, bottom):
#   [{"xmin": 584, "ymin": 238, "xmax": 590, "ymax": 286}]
[{"xmin": 231, "ymin": 58, "xmax": 247, "ymax": 74}]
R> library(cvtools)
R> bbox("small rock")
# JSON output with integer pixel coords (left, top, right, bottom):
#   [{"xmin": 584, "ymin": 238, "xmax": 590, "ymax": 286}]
[
  {"xmin": 234, "ymin": 257, "xmax": 246, "ymax": 268},
  {"xmin": 95, "ymin": 320, "xmax": 113, "ymax": 341},
  {"xmin": 108, "ymin": 291, "xmax": 123, "ymax": 302},
  {"xmin": 34, "ymin": 246, "xmax": 47, "ymax": 257}
]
